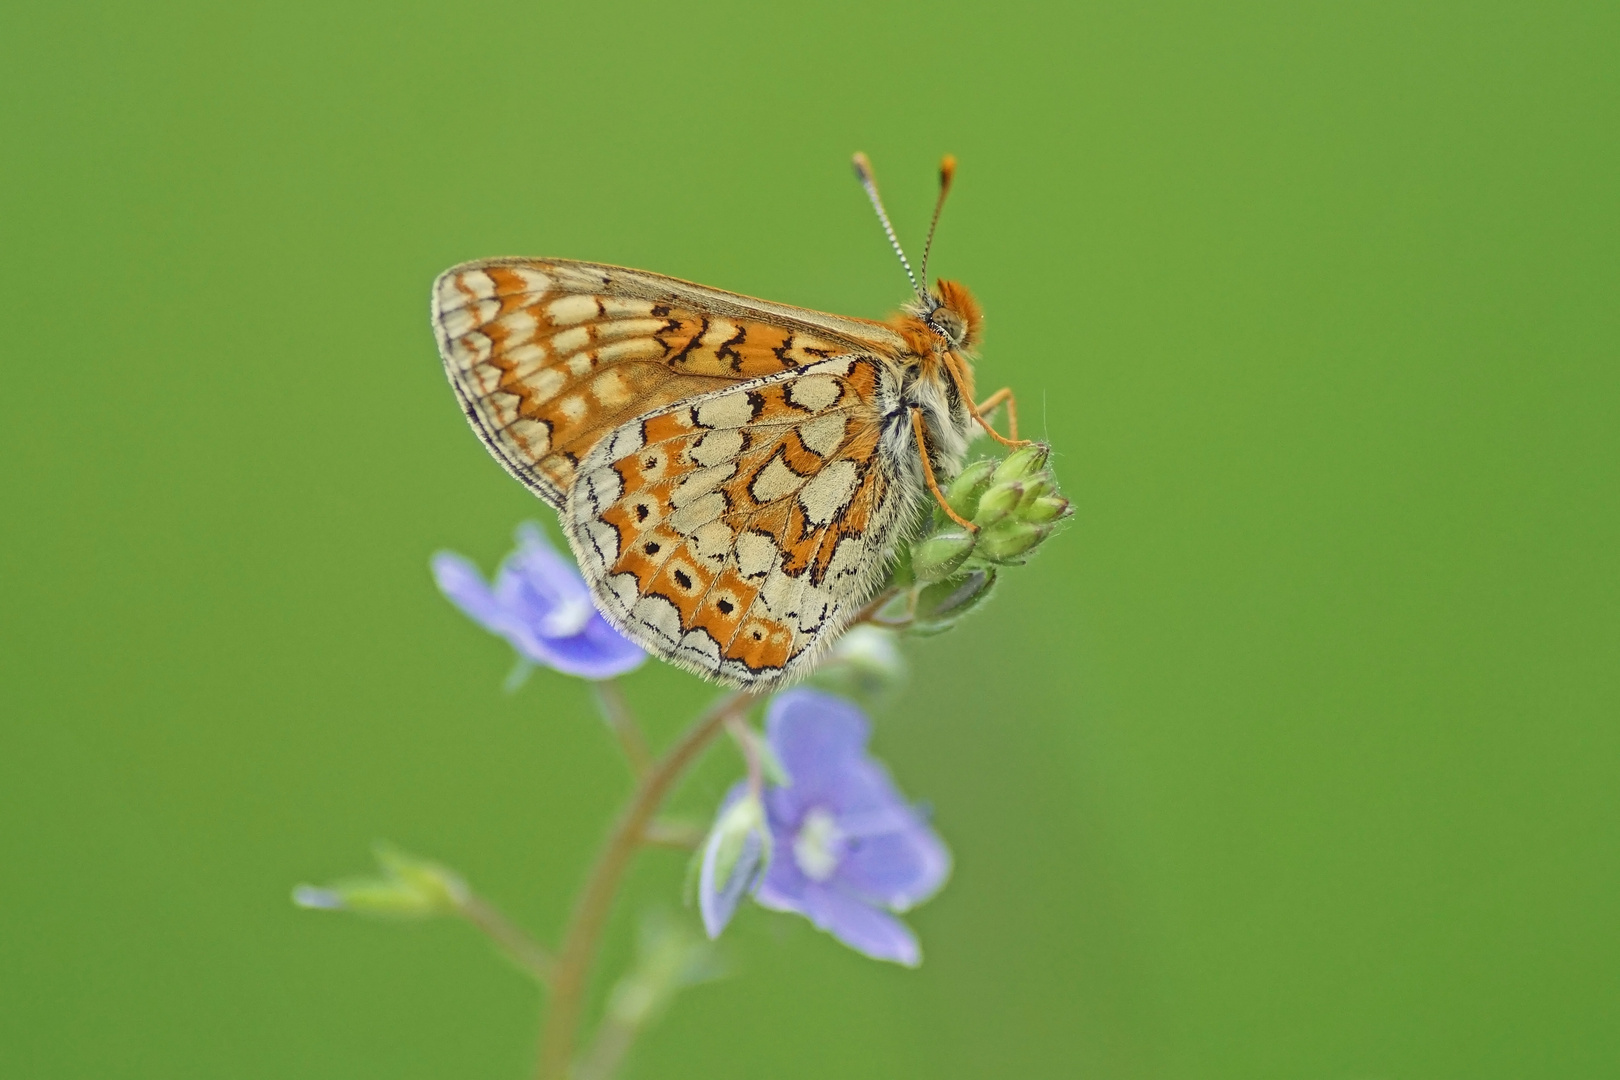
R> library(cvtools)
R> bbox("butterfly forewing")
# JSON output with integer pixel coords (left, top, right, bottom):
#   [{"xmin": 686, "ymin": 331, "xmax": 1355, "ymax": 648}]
[
  {"xmin": 432, "ymin": 258, "xmax": 905, "ymax": 508},
  {"xmin": 566, "ymin": 357, "xmax": 912, "ymax": 686}
]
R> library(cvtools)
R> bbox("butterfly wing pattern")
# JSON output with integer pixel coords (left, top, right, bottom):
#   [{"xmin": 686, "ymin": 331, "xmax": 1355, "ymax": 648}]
[
  {"xmin": 433, "ymin": 258, "xmax": 922, "ymax": 686},
  {"xmin": 432, "ymin": 258, "xmax": 905, "ymax": 507},
  {"xmin": 570, "ymin": 358, "xmax": 910, "ymax": 685}
]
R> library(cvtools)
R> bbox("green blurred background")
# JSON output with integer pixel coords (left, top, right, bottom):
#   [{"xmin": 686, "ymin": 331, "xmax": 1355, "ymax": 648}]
[{"xmin": 3, "ymin": 1, "xmax": 1616, "ymax": 1077}]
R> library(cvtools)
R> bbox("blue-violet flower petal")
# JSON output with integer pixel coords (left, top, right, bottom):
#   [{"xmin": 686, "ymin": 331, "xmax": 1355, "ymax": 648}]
[
  {"xmin": 749, "ymin": 689, "xmax": 951, "ymax": 966},
  {"xmin": 432, "ymin": 523, "xmax": 644, "ymax": 680}
]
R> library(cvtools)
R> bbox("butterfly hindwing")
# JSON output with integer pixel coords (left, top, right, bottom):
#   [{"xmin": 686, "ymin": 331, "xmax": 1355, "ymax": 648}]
[
  {"xmin": 432, "ymin": 258, "xmax": 906, "ymax": 508},
  {"xmin": 566, "ymin": 356, "xmax": 913, "ymax": 686}
]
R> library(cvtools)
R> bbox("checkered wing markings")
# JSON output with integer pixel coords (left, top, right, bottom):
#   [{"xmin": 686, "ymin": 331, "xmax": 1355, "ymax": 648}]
[
  {"xmin": 432, "ymin": 258, "xmax": 886, "ymax": 507},
  {"xmin": 567, "ymin": 357, "xmax": 907, "ymax": 684}
]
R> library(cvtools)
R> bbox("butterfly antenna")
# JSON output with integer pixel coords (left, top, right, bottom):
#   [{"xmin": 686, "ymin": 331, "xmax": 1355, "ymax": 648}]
[
  {"xmin": 918, "ymin": 154, "xmax": 956, "ymax": 291},
  {"xmin": 852, "ymin": 152, "xmax": 926, "ymax": 304}
]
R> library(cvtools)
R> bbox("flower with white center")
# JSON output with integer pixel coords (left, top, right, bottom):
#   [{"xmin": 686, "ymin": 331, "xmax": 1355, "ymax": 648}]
[
  {"xmin": 432, "ymin": 523, "xmax": 644, "ymax": 680},
  {"xmin": 699, "ymin": 689, "xmax": 951, "ymax": 966}
]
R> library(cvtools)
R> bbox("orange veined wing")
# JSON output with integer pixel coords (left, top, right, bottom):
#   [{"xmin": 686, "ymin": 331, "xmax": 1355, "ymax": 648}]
[
  {"xmin": 566, "ymin": 355, "xmax": 916, "ymax": 687},
  {"xmin": 431, "ymin": 258, "xmax": 910, "ymax": 508}
]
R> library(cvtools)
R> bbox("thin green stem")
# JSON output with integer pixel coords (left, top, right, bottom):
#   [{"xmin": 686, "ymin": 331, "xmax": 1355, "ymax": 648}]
[
  {"xmin": 535, "ymin": 688, "xmax": 760, "ymax": 1080},
  {"xmin": 849, "ymin": 586, "xmax": 902, "ymax": 628},
  {"xmin": 639, "ymin": 818, "xmax": 706, "ymax": 850},
  {"xmin": 846, "ymin": 585, "xmax": 917, "ymax": 632},
  {"xmin": 457, "ymin": 892, "xmax": 555, "ymax": 984},
  {"xmin": 572, "ymin": 1013, "xmax": 636, "ymax": 1080},
  {"xmin": 590, "ymin": 679, "xmax": 652, "ymax": 779},
  {"xmin": 726, "ymin": 714, "xmax": 764, "ymax": 803}
]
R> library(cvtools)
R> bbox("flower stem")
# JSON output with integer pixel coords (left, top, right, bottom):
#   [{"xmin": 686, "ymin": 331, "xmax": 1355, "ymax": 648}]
[
  {"xmin": 536, "ymin": 688, "xmax": 760, "ymax": 1080},
  {"xmin": 849, "ymin": 586, "xmax": 903, "ymax": 628},
  {"xmin": 639, "ymin": 818, "xmax": 706, "ymax": 850},
  {"xmin": 457, "ymin": 892, "xmax": 555, "ymax": 984},
  {"xmin": 590, "ymin": 678, "xmax": 652, "ymax": 779},
  {"xmin": 571, "ymin": 1010, "xmax": 638, "ymax": 1080},
  {"xmin": 726, "ymin": 714, "xmax": 764, "ymax": 802}
]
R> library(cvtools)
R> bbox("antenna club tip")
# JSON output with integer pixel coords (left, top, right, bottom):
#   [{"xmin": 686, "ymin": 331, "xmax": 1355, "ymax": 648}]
[
  {"xmin": 851, "ymin": 152, "xmax": 872, "ymax": 181},
  {"xmin": 940, "ymin": 154, "xmax": 957, "ymax": 183}
]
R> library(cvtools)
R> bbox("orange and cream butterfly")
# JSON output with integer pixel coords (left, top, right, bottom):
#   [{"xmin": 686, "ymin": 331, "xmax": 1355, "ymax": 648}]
[{"xmin": 431, "ymin": 154, "xmax": 1027, "ymax": 688}]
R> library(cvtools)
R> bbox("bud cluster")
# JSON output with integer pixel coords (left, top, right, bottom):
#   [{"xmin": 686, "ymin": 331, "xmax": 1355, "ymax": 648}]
[{"xmin": 885, "ymin": 443, "xmax": 1072, "ymax": 634}]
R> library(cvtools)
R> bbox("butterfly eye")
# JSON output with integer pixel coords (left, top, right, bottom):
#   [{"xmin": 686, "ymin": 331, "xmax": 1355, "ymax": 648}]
[{"xmin": 929, "ymin": 308, "xmax": 969, "ymax": 348}]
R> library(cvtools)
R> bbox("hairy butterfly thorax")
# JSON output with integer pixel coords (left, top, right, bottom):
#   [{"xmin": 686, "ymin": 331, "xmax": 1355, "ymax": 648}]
[
  {"xmin": 431, "ymin": 154, "xmax": 1030, "ymax": 687},
  {"xmin": 883, "ymin": 279, "xmax": 986, "ymax": 476}
]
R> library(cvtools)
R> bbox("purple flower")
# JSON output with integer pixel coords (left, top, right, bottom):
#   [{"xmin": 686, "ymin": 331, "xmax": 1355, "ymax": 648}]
[
  {"xmin": 432, "ymin": 524, "xmax": 644, "ymax": 680},
  {"xmin": 702, "ymin": 689, "xmax": 951, "ymax": 966}
]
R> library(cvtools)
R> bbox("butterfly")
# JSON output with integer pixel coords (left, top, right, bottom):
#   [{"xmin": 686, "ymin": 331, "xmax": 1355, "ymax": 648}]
[{"xmin": 431, "ymin": 154, "xmax": 1028, "ymax": 687}]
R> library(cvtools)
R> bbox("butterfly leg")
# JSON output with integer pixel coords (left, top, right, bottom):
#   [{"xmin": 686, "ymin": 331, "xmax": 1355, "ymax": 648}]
[
  {"xmin": 911, "ymin": 408, "xmax": 978, "ymax": 533},
  {"xmin": 943, "ymin": 352, "xmax": 1033, "ymax": 448},
  {"xmin": 975, "ymin": 387, "xmax": 1020, "ymax": 442}
]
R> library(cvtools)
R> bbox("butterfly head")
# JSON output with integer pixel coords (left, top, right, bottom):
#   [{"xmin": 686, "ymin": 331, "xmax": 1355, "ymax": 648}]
[
  {"xmin": 922, "ymin": 279, "xmax": 983, "ymax": 352},
  {"xmin": 855, "ymin": 152, "xmax": 978, "ymax": 352},
  {"xmin": 852, "ymin": 152, "xmax": 980, "ymax": 352}
]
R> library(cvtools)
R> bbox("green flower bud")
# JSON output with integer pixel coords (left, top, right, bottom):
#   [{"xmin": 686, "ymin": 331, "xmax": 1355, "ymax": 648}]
[
  {"xmin": 1016, "ymin": 476, "xmax": 1053, "ymax": 508},
  {"xmin": 976, "ymin": 519, "xmax": 1050, "ymax": 564},
  {"xmin": 813, "ymin": 624, "xmax": 908, "ymax": 704},
  {"xmin": 944, "ymin": 458, "xmax": 998, "ymax": 520},
  {"xmin": 885, "ymin": 537, "xmax": 916, "ymax": 589},
  {"xmin": 911, "ymin": 568, "xmax": 997, "ymax": 633},
  {"xmin": 1022, "ymin": 494, "xmax": 1072, "ymax": 524},
  {"xmin": 991, "ymin": 443, "xmax": 1051, "ymax": 485},
  {"xmin": 973, "ymin": 481, "xmax": 1024, "ymax": 528},
  {"xmin": 910, "ymin": 528, "xmax": 976, "ymax": 582},
  {"xmin": 293, "ymin": 843, "xmax": 467, "ymax": 920}
]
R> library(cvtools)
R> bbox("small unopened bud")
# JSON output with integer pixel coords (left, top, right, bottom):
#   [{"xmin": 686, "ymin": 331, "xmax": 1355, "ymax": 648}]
[
  {"xmin": 991, "ymin": 443, "xmax": 1051, "ymax": 484},
  {"xmin": 944, "ymin": 459, "xmax": 997, "ymax": 520},
  {"xmin": 973, "ymin": 482, "xmax": 1024, "ymax": 528},
  {"xmin": 911, "ymin": 529, "xmax": 976, "ymax": 582},
  {"xmin": 912, "ymin": 568, "xmax": 997, "ymax": 632},
  {"xmin": 1022, "ymin": 494, "xmax": 1072, "ymax": 524},
  {"xmin": 814, "ymin": 624, "xmax": 907, "ymax": 703},
  {"xmin": 698, "ymin": 793, "xmax": 771, "ymax": 938},
  {"xmin": 976, "ymin": 520, "xmax": 1050, "ymax": 564},
  {"xmin": 293, "ymin": 844, "xmax": 467, "ymax": 920},
  {"xmin": 1016, "ymin": 477, "xmax": 1053, "ymax": 508},
  {"xmin": 291, "ymin": 886, "xmax": 345, "ymax": 910}
]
